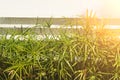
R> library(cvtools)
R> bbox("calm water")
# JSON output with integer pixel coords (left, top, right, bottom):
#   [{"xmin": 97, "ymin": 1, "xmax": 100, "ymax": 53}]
[
  {"xmin": 0, "ymin": 24, "xmax": 120, "ymax": 40},
  {"xmin": 0, "ymin": 24, "xmax": 120, "ymax": 29}
]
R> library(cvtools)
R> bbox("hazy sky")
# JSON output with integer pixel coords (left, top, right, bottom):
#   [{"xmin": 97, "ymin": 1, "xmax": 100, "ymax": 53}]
[{"xmin": 0, "ymin": 0, "xmax": 120, "ymax": 18}]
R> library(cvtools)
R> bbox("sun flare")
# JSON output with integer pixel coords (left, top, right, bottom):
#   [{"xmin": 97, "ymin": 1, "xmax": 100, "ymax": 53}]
[{"xmin": 105, "ymin": 25, "xmax": 120, "ymax": 29}]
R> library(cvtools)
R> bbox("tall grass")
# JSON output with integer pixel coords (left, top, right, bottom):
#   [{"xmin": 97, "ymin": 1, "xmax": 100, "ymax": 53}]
[{"xmin": 0, "ymin": 12, "xmax": 120, "ymax": 80}]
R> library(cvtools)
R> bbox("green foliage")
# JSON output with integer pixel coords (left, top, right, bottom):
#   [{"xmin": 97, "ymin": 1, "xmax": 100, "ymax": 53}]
[{"xmin": 0, "ymin": 13, "xmax": 120, "ymax": 80}]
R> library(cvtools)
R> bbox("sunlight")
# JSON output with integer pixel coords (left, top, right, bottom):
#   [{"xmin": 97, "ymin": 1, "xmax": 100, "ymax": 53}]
[
  {"xmin": 118, "ymin": 36, "xmax": 120, "ymax": 39},
  {"xmin": 105, "ymin": 25, "xmax": 120, "ymax": 29}
]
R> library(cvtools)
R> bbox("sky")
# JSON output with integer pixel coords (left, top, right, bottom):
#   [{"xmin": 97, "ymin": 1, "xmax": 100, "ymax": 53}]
[{"xmin": 0, "ymin": 0, "xmax": 120, "ymax": 18}]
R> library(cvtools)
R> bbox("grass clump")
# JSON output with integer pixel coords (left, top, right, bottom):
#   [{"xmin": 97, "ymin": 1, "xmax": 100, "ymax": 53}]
[{"xmin": 0, "ymin": 13, "xmax": 120, "ymax": 80}]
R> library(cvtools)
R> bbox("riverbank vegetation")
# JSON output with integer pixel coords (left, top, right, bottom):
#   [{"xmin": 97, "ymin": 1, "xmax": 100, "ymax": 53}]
[{"xmin": 0, "ymin": 11, "xmax": 120, "ymax": 80}]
